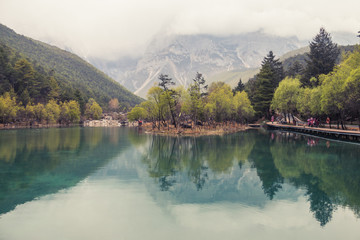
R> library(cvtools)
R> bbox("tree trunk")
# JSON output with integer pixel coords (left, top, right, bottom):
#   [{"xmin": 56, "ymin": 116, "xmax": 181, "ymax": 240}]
[
  {"xmin": 291, "ymin": 113, "xmax": 295, "ymax": 125},
  {"xmin": 170, "ymin": 108, "xmax": 177, "ymax": 128},
  {"xmin": 167, "ymin": 95, "xmax": 177, "ymax": 128},
  {"xmin": 340, "ymin": 112, "xmax": 346, "ymax": 130}
]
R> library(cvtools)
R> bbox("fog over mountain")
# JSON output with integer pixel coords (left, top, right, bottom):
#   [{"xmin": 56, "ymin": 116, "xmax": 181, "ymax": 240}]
[
  {"xmin": 2, "ymin": 0, "xmax": 359, "ymax": 97},
  {"xmin": 88, "ymin": 31, "xmax": 357, "ymax": 97},
  {"xmin": 1, "ymin": 0, "xmax": 360, "ymax": 61},
  {"xmin": 87, "ymin": 32, "xmax": 298, "ymax": 97}
]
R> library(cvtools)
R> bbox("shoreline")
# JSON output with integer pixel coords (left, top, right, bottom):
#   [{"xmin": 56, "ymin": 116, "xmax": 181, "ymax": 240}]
[
  {"xmin": 141, "ymin": 123, "xmax": 253, "ymax": 137},
  {"xmin": 0, "ymin": 123, "xmax": 81, "ymax": 130},
  {"xmin": 0, "ymin": 122, "xmax": 256, "ymax": 137}
]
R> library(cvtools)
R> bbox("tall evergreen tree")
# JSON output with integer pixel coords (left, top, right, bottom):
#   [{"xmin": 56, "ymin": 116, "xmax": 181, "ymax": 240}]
[
  {"xmin": 244, "ymin": 77, "xmax": 257, "ymax": 103},
  {"xmin": 47, "ymin": 76, "xmax": 60, "ymax": 101},
  {"xmin": 0, "ymin": 44, "xmax": 13, "ymax": 93},
  {"xmin": 302, "ymin": 28, "xmax": 340, "ymax": 87},
  {"xmin": 250, "ymin": 51, "xmax": 283, "ymax": 119},
  {"xmin": 252, "ymin": 63, "xmax": 275, "ymax": 119},
  {"xmin": 233, "ymin": 78, "xmax": 245, "ymax": 95},
  {"xmin": 261, "ymin": 51, "xmax": 284, "ymax": 88},
  {"xmin": 13, "ymin": 59, "xmax": 37, "ymax": 98},
  {"xmin": 74, "ymin": 89, "xmax": 86, "ymax": 113},
  {"xmin": 286, "ymin": 61, "xmax": 304, "ymax": 78}
]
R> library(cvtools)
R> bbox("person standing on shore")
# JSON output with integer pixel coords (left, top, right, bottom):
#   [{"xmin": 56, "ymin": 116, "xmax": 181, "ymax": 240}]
[{"xmin": 326, "ymin": 117, "xmax": 331, "ymax": 128}]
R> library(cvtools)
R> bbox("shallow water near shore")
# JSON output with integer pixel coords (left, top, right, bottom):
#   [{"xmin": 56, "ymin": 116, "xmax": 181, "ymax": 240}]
[{"xmin": 0, "ymin": 127, "xmax": 360, "ymax": 240}]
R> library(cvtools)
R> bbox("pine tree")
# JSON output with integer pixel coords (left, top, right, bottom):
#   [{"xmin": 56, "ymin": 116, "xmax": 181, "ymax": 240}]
[
  {"xmin": 261, "ymin": 51, "xmax": 284, "ymax": 88},
  {"xmin": 74, "ymin": 89, "xmax": 86, "ymax": 113},
  {"xmin": 302, "ymin": 28, "xmax": 340, "ymax": 87},
  {"xmin": 250, "ymin": 51, "xmax": 283, "ymax": 119},
  {"xmin": 233, "ymin": 78, "xmax": 245, "ymax": 95},
  {"xmin": 47, "ymin": 76, "xmax": 60, "ymax": 100},
  {"xmin": 13, "ymin": 58, "xmax": 37, "ymax": 99},
  {"xmin": 0, "ymin": 44, "xmax": 13, "ymax": 93},
  {"xmin": 252, "ymin": 63, "xmax": 275, "ymax": 119},
  {"xmin": 158, "ymin": 74, "xmax": 175, "ymax": 91},
  {"xmin": 286, "ymin": 61, "xmax": 304, "ymax": 78},
  {"xmin": 244, "ymin": 77, "xmax": 257, "ymax": 103}
]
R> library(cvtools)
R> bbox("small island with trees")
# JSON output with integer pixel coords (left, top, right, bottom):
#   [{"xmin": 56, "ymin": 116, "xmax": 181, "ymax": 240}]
[{"xmin": 127, "ymin": 72, "xmax": 254, "ymax": 136}]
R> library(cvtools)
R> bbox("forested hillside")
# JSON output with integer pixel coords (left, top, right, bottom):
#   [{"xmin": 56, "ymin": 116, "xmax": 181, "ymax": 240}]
[{"xmin": 0, "ymin": 24, "xmax": 142, "ymax": 108}]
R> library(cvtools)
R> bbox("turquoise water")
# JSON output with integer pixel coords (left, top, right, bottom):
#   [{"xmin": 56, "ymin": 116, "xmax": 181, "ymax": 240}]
[{"xmin": 0, "ymin": 127, "xmax": 359, "ymax": 240}]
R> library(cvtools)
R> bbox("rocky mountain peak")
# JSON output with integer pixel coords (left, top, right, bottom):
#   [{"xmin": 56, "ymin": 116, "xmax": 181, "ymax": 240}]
[{"xmin": 90, "ymin": 32, "xmax": 307, "ymax": 97}]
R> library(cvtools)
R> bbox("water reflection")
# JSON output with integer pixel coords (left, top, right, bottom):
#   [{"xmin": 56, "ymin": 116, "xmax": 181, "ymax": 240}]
[
  {"xmin": 1, "ymin": 127, "xmax": 360, "ymax": 230},
  {"xmin": 0, "ymin": 127, "xmax": 130, "ymax": 215},
  {"xmin": 270, "ymin": 131, "xmax": 360, "ymax": 226},
  {"xmin": 248, "ymin": 131, "xmax": 284, "ymax": 200},
  {"xmin": 141, "ymin": 133, "xmax": 256, "ymax": 192},
  {"xmin": 140, "ymin": 130, "xmax": 360, "ymax": 226}
]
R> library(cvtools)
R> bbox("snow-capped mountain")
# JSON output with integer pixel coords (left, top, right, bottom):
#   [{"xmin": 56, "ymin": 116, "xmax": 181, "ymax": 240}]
[{"xmin": 90, "ymin": 32, "xmax": 307, "ymax": 97}]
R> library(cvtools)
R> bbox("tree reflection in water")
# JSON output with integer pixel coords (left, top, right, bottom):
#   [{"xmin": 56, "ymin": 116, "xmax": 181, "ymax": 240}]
[
  {"xmin": 141, "ymin": 130, "xmax": 360, "ymax": 226},
  {"xmin": 270, "ymin": 131, "xmax": 360, "ymax": 226},
  {"xmin": 248, "ymin": 131, "xmax": 284, "ymax": 200},
  {"xmin": 141, "ymin": 133, "xmax": 256, "ymax": 192},
  {"xmin": 0, "ymin": 127, "xmax": 129, "ymax": 215}
]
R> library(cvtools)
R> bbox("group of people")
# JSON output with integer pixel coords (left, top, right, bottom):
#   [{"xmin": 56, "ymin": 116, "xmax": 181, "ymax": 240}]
[
  {"xmin": 307, "ymin": 117, "xmax": 319, "ymax": 127},
  {"xmin": 307, "ymin": 137, "xmax": 319, "ymax": 147},
  {"xmin": 271, "ymin": 115, "xmax": 331, "ymax": 128}
]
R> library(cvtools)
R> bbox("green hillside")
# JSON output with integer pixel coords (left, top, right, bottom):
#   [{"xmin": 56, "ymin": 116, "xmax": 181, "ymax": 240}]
[{"xmin": 0, "ymin": 24, "xmax": 142, "ymax": 108}]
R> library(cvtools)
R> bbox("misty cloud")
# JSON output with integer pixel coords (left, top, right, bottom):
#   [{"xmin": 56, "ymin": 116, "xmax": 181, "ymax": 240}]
[{"xmin": 1, "ymin": 0, "xmax": 359, "ymax": 60}]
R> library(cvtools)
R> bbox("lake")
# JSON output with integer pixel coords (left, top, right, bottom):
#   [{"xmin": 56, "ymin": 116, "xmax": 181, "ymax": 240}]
[{"xmin": 0, "ymin": 127, "xmax": 359, "ymax": 240}]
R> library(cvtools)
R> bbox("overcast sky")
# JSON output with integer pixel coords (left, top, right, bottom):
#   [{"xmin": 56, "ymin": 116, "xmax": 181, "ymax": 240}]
[{"xmin": 1, "ymin": 0, "xmax": 359, "ymax": 60}]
